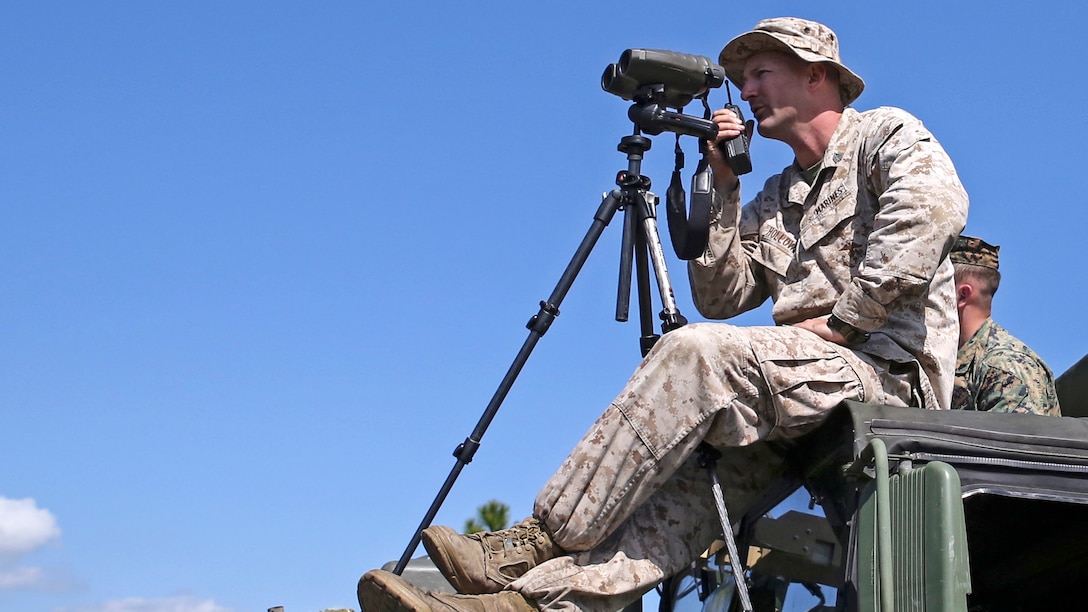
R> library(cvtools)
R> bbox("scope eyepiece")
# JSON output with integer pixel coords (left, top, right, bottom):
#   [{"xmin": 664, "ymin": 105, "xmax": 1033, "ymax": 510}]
[{"xmin": 601, "ymin": 63, "xmax": 639, "ymax": 101}]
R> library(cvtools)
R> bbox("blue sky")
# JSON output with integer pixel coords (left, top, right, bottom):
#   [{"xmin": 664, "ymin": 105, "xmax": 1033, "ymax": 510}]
[{"xmin": 2, "ymin": 2, "xmax": 1085, "ymax": 611}]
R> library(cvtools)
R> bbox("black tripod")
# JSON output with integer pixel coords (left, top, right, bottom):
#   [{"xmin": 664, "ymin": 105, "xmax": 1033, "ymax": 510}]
[{"xmin": 392, "ymin": 128, "xmax": 687, "ymax": 575}]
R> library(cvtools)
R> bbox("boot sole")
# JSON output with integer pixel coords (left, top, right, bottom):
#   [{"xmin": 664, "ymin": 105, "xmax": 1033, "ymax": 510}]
[{"xmin": 358, "ymin": 570, "xmax": 432, "ymax": 612}]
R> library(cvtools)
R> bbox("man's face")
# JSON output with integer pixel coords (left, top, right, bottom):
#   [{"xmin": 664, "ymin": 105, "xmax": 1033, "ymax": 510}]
[{"xmin": 740, "ymin": 51, "xmax": 809, "ymax": 140}]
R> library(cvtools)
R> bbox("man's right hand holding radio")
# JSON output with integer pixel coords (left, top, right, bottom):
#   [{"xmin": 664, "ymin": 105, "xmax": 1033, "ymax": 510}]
[{"xmin": 707, "ymin": 107, "xmax": 753, "ymax": 192}]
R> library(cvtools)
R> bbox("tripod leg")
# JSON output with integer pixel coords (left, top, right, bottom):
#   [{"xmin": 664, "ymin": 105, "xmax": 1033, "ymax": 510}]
[
  {"xmin": 633, "ymin": 226, "xmax": 659, "ymax": 357},
  {"xmin": 697, "ymin": 444, "xmax": 754, "ymax": 612},
  {"xmin": 634, "ymin": 193, "xmax": 687, "ymax": 332},
  {"xmin": 391, "ymin": 190, "xmax": 625, "ymax": 575},
  {"xmin": 616, "ymin": 197, "xmax": 637, "ymax": 323}
]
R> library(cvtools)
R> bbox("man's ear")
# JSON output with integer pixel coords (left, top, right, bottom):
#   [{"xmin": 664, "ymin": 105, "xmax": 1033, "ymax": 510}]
[
  {"xmin": 807, "ymin": 62, "xmax": 827, "ymax": 88},
  {"xmin": 956, "ymin": 282, "xmax": 973, "ymax": 309}
]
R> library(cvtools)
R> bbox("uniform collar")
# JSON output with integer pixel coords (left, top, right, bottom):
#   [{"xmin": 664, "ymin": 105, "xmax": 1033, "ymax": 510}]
[
  {"xmin": 783, "ymin": 108, "xmax": 860, "ymax": 208},
  {"xmin": 819, "ymin": 107, "xmax": 861, "ymax": 170}
]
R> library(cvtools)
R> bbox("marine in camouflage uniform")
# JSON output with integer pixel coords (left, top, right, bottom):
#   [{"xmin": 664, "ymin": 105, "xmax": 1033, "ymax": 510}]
[
  {"xmin": 950, "ymin": 236, "xmax": 1060, "ymax": 416},
  {"xmin": 359, "ymin": 17, "xmax": 969, "ymax": 612}
]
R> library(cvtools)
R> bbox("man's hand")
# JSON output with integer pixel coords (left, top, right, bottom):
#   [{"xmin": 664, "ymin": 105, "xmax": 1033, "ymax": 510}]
[
  {"xmin": 791, "ymin": 316, "xmax": 849, "ymax": 345},
  {"xmin": 706, "ymin": 108, "xmax": 753, "ymax": 192}
]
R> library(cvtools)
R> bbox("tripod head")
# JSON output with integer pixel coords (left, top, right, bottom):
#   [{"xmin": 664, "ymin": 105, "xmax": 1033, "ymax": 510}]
[{"xmin": 626, "ymin": 85, "xmax": 719, "ymax": 140}]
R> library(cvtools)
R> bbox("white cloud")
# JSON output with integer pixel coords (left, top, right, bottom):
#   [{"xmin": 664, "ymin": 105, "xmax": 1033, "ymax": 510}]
[
  {"xmin": 0, "ymin": 496, "xmax": 64, "ymax": 592},
  {"xmin": 0, "ymin": 496, "xmax": 61, "ymax": 555},
  {"xmin": 0, "ymin": 500, "xmax": 232, "ymax": 612},
  {"xmin": 55, "ymin": 595, "xmax": 234, "ymax": 612}
]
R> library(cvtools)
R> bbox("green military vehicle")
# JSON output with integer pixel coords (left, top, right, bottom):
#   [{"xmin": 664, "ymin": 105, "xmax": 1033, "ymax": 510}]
[{"xmin": 651, "ymin": 354, "xmax": 1088, "ymax": 612}]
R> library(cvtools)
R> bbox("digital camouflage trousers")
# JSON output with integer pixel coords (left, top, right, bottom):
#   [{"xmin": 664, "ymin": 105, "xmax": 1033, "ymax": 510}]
[{"xmin": 508, "ymin": 323, "xmax": 918, "ymax": 611}]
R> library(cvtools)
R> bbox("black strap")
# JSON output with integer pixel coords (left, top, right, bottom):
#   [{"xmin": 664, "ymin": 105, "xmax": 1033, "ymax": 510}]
[
  {"xmin": 665, "ymin": 100, "xmax": 715, "ymax": 260},
  {"xmin": 666, "ymin": 150, "xmax": 713, "ymax": 260}
]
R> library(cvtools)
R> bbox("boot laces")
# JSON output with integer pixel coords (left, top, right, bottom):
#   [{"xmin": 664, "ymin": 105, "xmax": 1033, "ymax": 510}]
[{"xmin": 481, "ymin": 522, "xmax": 545, "ymax": 555}]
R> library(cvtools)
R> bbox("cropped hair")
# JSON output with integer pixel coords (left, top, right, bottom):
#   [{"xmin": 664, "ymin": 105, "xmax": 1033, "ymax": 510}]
[{"xmin": 954, "ymin": 263, "xmax": 1001, "ymax": 298}]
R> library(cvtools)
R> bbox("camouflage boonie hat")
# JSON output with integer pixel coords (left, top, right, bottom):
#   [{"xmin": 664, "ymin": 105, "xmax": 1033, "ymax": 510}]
[
  {"xmin": 718, "ymin": 17, "xmax": 865, "ymax": 105},
  {"xmin": 950, "ymin": 235, "xmax": 1000, "ymax": 270}
]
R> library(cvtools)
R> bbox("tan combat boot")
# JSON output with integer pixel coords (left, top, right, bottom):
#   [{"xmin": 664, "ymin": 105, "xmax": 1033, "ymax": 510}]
[
  {"xmin": 421, "ymin": 517, "xmax": 560, "ymax": 594},
  {"xmin": 358, "ymin": 569, "xmax": 536, "ymax": 612}
]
